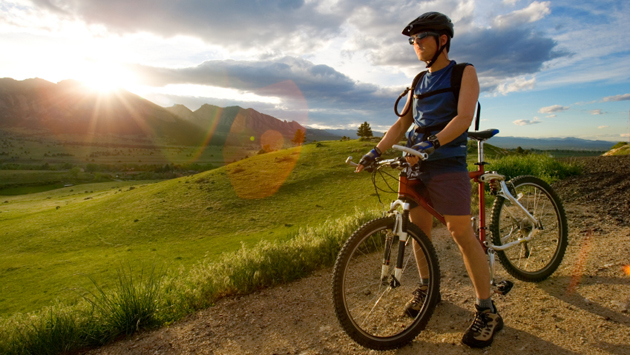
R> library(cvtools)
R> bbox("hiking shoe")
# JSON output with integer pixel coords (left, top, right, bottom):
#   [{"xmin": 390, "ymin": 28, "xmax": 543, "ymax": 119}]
[
  {"xmin": 461, "ymin": 303, "xmax": 503, "ymax": 348},
  {"xmin": 403, "ymin": 284, "xmax": 441, "ymax": 318}
]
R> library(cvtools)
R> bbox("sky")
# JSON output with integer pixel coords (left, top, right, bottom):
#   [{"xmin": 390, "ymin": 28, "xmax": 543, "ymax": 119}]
[{"xmin": 1, "ymin": 0, "xmax": 629, "ymax": 141}]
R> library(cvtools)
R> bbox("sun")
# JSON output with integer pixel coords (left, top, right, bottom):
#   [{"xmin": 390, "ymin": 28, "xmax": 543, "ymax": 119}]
[{"xmin": 78, "ymin": 63, "xmax": 136, "ymax": 93}]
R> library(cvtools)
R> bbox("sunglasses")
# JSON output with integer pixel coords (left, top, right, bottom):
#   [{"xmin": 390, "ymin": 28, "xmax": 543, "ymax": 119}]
[{"xmin": 408, "ymin": 32, "xmax": 439, "ymax": 45}]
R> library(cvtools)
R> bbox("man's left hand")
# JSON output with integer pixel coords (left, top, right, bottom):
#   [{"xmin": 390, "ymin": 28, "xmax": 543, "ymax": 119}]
[{"xmin": 411, "ymin": 140, "xmax": 435, "ymax": 155}]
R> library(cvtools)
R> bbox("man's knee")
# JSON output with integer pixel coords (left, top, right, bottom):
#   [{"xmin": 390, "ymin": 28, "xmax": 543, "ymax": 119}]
[{"xmin": 445, "ymin": 215, "xmax": 475, "ymax": 245}]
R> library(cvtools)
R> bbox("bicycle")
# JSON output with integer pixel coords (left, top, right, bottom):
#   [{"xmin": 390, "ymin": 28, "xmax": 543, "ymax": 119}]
[{"xmin": 331, "ymin": 128, "xmax": 568, "ymax": 350}]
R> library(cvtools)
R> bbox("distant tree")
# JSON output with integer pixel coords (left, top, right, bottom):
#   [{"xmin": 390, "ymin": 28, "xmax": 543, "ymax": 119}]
[
  {"xmin": 292, "ymin": 129, "xmax": 306, "ymax": 145},
  {"xmin": 69, "ymin": 167, "xmax": 81, "ymax": 178},
  {"xmin": 515, "ymin": 146, "xmax": 525, "ymax": 155},
  {"xmin": 357, "ymin": 122, "xmax": 373, "ymax": 139}
]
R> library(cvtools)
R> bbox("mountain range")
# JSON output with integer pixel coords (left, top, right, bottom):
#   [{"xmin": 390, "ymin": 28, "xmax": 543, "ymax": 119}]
[
  {"xmin": 487, "ymin": 136, "xmax": 615, "ymax": 151},
  {"xmin": 0, "ymin": 78, "xmax": 316, "ymax": 147},
  {"xmin": 0, "ymin": 78, "xmax": 205, "ymax": 145},
  {"xmin": 0, "ymin": 78, "xmax": 618, "ymax": 150}
]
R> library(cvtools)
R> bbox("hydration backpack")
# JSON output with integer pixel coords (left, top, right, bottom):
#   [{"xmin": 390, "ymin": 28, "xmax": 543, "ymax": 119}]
[{"xmin": 395, "ymin": 62, "xmax": 480, "ymax": 132}]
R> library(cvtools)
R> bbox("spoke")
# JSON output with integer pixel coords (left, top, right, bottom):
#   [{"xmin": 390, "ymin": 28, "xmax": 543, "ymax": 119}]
[
  {"xmin": 360, "ymin": 287, "xmax": 392, "ymax": 328},
  {"xmin": 347, "ymin": 285, "xmax": 383, "ymax": 313},
  {"xmin": 501, "ymin": 225, "xmax": 517, "ymax": 244},
  {"xmin": 533, "ymin": 187, "xmax": 540, "ymax": 216},
  {"xmin": 524, "ymin": 245, "xmax": 534, "ymax": 270}
]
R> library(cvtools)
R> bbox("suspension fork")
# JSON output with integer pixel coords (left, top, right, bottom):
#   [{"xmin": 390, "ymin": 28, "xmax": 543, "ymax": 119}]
[{"xmin": 380, "ymin": 200, "xmax": 410, "ymax": 287}]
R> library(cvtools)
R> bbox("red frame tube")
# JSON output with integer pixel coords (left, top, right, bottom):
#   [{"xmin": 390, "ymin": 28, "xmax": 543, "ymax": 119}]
[{"xmin": 397, "ymin": 165, "xmax": 487, "ymax": 248}]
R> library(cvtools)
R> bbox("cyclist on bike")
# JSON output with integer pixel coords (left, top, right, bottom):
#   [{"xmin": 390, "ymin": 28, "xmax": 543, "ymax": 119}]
[{"xmin": 356, "ymin": 12, "xmax": 502, "ymax": 348}]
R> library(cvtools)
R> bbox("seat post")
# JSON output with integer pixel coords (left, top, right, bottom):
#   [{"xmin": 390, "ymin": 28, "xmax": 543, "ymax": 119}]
[{"xmin": 477, "ymin": 140, "xmax": 485, "ymax": 165}]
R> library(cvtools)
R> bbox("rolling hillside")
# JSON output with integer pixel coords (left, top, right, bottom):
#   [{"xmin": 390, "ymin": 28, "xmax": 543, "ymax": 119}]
[{"xmin": 0, "ymin": 139, "xmax": 392, "ymax": 316}]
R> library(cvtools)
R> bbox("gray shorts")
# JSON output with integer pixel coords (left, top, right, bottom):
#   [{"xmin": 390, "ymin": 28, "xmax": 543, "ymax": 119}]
[{"xmin": 407, "ymin": 157, "xmax": 471, "ymax": 216}]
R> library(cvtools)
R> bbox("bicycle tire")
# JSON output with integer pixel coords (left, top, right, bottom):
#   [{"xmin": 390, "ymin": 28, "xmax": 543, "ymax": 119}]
[
  {"xmin": 490, "ymin": 175, "xmax": 568, "ymax": 282},
  {"xmin": 332, "ymin": 217, "xmax": 440, "ymax": 350}
]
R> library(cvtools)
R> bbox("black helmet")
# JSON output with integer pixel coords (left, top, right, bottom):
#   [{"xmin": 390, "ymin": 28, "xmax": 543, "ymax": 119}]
[{"xmin": 402, "ymin": 12, "xmax": 454, "ymax": 38}]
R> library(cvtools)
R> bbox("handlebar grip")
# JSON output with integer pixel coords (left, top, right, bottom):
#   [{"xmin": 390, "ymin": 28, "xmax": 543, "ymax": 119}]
[
  {"xmin": 392, "ymin": 145, "xmax": 428, "ymax": 160},
  {"xmin": 345, "ymin": 156, "xmax": 359, "ymax": 167}
]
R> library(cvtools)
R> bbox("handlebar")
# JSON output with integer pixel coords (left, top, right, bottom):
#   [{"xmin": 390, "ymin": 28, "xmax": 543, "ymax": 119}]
[
  {"xmin": 391, "ymin": 145, "xmax": 429, "ymax": 161},
  {"xmin": 345, "ymin": 156, "xmax": 359, "ymax": 167},
  {"xmin": 346, "ymin": 145, "xmax": 428, "ymax": 170}
]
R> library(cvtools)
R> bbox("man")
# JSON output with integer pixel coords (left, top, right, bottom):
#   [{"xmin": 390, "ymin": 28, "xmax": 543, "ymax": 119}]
[{"xmin": 355, "ymin": 12, "xmax": 502, "ymax": 348}]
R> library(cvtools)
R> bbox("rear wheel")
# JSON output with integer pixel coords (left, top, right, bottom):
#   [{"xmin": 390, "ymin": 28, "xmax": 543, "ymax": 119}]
[
  {"xmin": 490, "ymin": 175, "xmax": 568, "ymax": 282},
  {"xmin": 332, "ymin": 217, "xmax": 440, "ymax": 350}
]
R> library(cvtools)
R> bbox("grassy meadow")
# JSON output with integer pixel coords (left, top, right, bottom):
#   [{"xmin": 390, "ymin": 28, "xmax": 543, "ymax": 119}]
[
  {"xmin": 0, "ymin": 139, "xmax": 398, "ymax": 316},
  {"xmin": 0, "ymin": 137, "xmax": 585, "ymax": 317},
  {"xmin": 0, "ymin": 136, "xmax": 585, "ymax": 355}
]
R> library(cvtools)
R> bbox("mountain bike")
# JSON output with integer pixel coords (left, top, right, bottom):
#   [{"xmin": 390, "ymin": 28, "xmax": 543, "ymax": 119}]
[{"xmin": 332, "ymin": 129, "xmax": 568, "ymax": 350}]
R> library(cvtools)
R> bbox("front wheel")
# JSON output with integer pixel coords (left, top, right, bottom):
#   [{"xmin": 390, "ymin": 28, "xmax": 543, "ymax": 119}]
[
  {"xmin": 490, "ymin": 175, "xmax": 568, "ymax": 282},
  {"xmin": 332, "ymin": 217, "xmax": 440, "ymax": 350}
]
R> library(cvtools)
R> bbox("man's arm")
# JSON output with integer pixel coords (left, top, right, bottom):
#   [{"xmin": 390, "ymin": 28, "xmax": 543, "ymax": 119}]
[{"xmin": 435, "ymin": 65, "xmax": 480, "ymax": 146}]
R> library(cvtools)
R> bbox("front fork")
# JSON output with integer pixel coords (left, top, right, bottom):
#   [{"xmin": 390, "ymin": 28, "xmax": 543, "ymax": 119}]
[{"xmin": 381, "ymin": 201, "xmax": 410, "ymax": 288}]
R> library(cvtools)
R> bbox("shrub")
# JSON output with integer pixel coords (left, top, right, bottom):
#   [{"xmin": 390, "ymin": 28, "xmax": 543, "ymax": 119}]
[
  {"xmin": 482, "ymin": 153, "xmax": 582, "ymax": 183},
  {"xmin": 0, "ymin": 209, "xmax": 380, "ymax": 355}
]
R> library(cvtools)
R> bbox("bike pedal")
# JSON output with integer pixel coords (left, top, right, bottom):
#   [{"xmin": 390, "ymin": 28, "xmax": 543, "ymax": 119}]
[{"xmin": 494, "ymin": 280, "xmax": 514, "ymax": 295}]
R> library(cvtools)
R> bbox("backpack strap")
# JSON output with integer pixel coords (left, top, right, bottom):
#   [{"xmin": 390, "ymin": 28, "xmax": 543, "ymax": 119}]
[
  {"xmin": 450, "ymin": 63, "xmax": 467, "ymax": 102},
  {"xmin": 395, "ymin": 63, "xmax": 481, "ymax": 132},
  {"xmin": 394, "ymin": 70, "xmax": 427, "ymax": 117}
]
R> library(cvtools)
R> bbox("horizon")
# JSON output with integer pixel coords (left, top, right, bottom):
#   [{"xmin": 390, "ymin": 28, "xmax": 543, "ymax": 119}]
[
  {"xmin": 2, "ymin": 1, "xmax": 629, "ymax": 143},
  {"xmin": 2, "ymin": 75, "xmax": 625, "ymax": 144}
]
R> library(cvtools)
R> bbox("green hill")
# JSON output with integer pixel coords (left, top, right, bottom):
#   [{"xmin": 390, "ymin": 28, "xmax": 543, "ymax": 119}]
[
  {"xmin": 603, "ymin": 142, "xmax": 630, "ymax": 156},
  {"xmin": 0, "ymin": 139, "xmax": 395, "ymax": 316}
]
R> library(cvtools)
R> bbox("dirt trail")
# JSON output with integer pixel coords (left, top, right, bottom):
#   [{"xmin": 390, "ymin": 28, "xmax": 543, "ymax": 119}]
[{"xmin": 86, "ymin": 156, "xmax": 630, "ymax": 355}]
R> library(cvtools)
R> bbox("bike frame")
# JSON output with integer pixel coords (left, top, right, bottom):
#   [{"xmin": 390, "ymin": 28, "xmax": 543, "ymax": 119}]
[
  {"xmin": 393, "ymin": 139, "xmax": 539, "ymax": 247},
  {"xmin": 386, "ymin": 138, "xmax": 540, "ymax": 285}
]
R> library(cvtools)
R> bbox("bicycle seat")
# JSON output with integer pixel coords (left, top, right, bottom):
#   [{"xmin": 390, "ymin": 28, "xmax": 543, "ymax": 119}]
[{"xmin": 468, "ymin": 129, "xmax": 499, "ymax": 141}]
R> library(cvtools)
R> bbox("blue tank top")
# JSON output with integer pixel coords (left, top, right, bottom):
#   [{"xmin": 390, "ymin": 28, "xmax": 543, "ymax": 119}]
[{"xmin": 411, "ymin": 60, "xmax": 468, "ymax": 161}]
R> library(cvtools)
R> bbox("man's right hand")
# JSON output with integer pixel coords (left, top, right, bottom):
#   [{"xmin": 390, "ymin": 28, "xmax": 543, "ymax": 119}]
[{"xmin": 356, "ymin": 148, "xmax": 381, "ymax": 173}]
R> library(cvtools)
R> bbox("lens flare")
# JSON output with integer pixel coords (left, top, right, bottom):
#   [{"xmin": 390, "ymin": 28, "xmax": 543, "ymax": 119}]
[
  {"xmin": 566, "ymin": 230, "xmax": 593, "ymax": 296},
  {"xmin": 225, "ymin": 80, "xmax": 308, "ymax": 200}
]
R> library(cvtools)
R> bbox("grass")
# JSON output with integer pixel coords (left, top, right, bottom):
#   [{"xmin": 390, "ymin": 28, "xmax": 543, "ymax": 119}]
[
  {"xmin": 484, "ymin": 153, "xmax": 582, "ymax": 183},
  {"xmin": 0, "ymin": 132, "xmax": 255, "ymax": 168},
  {"xmin": 0, "ymin": 138, "xmax": 582, "ymax": 354},
  {"xmin": 0, "ymin": 207, "xmax": 380, "ymax": 355},
  {"xmin": 605, "ymin": 142, "xmax": 630, "ymax": 156},
  {"xmin": 0, "ymin": 140, "xmax": 387, "ymax": 316}
]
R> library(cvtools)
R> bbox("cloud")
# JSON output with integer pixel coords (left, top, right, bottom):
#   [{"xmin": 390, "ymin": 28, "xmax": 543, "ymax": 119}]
[
  {"xmin": 22, "ymin": 0, "xmax": 569, "ymax": 96},
  {"xmin": 539, "ymin": 105, "xmax": 569, "ymax": 114},
  {"xmin": 128, "ymin": 56, "xmax": 398, "ymax": 126},
  {"xmin": 337, "ymin": 0, "xmax": 567, "ymax": 92},
  {"xmin": 26, "ymin": 0, "xmax": 346, "ymax": 53},
  {"xmin": 589, "ymin": 109, "xmax": 603, "ymax": 115},
  {"xmin": 602, "ymin": 93, "xmax": 630, "ymax": 102},
  {"xmin": 130, "ymin": 57, "xmax": 393, "ymax": 108},
  {"xmin": 513, "ymin": 117, "xmax": 542, "ymax": 126},
  {"xmin": 493, "ymin": 1, "xmax": 551, "ymax": 28},
  {"xmin": 496, "ymin": 76, "xmax": 536, "ymax": 95},
  {"xmin": 598, "ymin": 125, "xmax": 608, "ymax": 129},
  {"xmin": 546, "ymin": 114, "xmax": 556, "ymax": 118},
  {"xmin": 451, "ymin": 26, "xmax": 567, "ymax": 81}
]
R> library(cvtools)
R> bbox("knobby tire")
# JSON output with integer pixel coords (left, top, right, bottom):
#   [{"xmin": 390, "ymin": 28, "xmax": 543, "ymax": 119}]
[
  {"xmin": 332, "ymin": 217, "xmax": 440, "ymax": 350},
  {"xmin": 490, "ymin": 175, "xmax": 568, "ymax": 282}
]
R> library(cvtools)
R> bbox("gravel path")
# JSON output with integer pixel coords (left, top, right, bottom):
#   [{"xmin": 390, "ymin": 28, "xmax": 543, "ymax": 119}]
[{"xmin": 85, "ymin": 157, "xmax": 630, "ymax": 355}]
